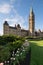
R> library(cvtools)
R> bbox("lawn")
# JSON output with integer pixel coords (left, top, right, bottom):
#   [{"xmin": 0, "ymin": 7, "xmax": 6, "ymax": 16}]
[{"xmin": 29, "ymin": 40, "xmax": 43, "ymax": 65}]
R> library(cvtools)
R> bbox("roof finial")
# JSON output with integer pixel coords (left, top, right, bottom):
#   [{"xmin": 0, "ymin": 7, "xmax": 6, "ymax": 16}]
[{"xmin": 30, "ymin": 7, "xmax": 33, "ymax": 13}]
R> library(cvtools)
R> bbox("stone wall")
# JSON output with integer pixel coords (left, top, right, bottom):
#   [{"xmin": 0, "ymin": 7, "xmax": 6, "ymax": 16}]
[{"xmin": 3, "ymin": 21, "xmax": 28, "ymax": 37}]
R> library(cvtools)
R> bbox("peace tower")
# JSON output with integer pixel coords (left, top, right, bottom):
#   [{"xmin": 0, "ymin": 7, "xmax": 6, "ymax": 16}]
[{"xmin": 29, "ymin": 8, "xmax": 35, "ymax": 36}]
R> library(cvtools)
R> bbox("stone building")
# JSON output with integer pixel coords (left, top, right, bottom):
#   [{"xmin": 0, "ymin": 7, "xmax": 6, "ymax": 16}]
[
  {"xmin": 3, "ymin": 21, "xmax": 28, "ymax": 37},
  {"xmin": 3, "ymin": 8, "xmax": 35, "ymax": 37},
  {"xmin": 29, "ymin": 8, "xmax": 35, "ymax": 36}
]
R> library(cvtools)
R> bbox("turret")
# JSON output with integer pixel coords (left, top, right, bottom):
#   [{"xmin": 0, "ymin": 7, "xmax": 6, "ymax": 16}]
[
  {"xmin": 3, "ymin": 21, "xmax": 9, "ymax": 35},
  {"xmin": 17, "ymin": 24, "xmax": 21, "ymax": 36}
]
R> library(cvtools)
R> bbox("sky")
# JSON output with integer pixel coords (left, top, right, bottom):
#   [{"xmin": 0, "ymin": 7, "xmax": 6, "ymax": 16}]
[{"xmin": 0, "ymin": 0, "xmax": 43, "ymax": 35}]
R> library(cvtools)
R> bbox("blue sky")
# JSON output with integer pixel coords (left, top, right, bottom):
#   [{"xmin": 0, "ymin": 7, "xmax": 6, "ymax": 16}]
[{"xmin": 0, "ymin": 0, "xmax": 43, "ymax": 35}]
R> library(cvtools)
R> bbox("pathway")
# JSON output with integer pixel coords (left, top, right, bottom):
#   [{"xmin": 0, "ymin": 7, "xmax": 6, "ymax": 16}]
[{"xmin": 20, "ymin": 47, "xmax": 31, "ymax": 65}]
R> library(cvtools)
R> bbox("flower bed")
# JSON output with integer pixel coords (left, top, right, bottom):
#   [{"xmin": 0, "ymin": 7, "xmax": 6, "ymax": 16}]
[{"xmin": 10, "ymin": 40, "xmax": 30, "ymax": 65}]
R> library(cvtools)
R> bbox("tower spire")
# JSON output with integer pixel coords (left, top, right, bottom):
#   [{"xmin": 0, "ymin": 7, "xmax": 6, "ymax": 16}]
[
  {"xmin": 30, "ymin": 7, "xmax": 33, "ymax": 13},
  {"xmin": 30, "ymin": 7, "xmax": 34, "ymax": 16},
  {"xmin": 29, "ymin": 7, "xmax": 35, "ymax": 36}
]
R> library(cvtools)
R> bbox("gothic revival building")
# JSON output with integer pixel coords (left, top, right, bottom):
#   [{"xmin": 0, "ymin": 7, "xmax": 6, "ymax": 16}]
[
  {"xmin": 29, "ymin": 8, "xmax": 35, "ymax": 36},
  {"xmin": 3, "ymin": 8, "xmax": 35, "ymax": 37}
]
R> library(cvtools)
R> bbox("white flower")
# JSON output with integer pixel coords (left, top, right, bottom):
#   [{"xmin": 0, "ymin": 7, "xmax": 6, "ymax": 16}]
[
  {"xmin": 4, "ymin": 61, "xmax": 6, "ymax": 63},
  {"xmin": 15, "ymin": 54, "xmax": 16, "ymax": 55},
  {"xmin": 20, "ymin": 53, "xmax": 22, "ymax": 55},
  {"xmin": 16, "ymin": 54, "xmax": 19, "ymax": 56},
  {"xmin": 10, "ymin": 57, "xmax": 13, "ymax": 60},
  {"xmin": 13, "ymin": 51, "xmax": 15, "ymax": 54},
  {"xmin": 7, "ymin": 61, "xmax": 9, "ymax": 63},
  {"xmin": 16, "ymin": 50, "xmax": 19, "ymax": 53},
  {"xmin": 10, "ymin": 57, "xmax": 15, "ymax": 60},
  {"xmin": 13, "ymin": 58, "xmax": 15, "ymax": 60},
  {"xmin": 18, "ymin": 48, "xmax": 19, "ymax": 51},
  {"xmin": 12, "ymin": 54, "xmax": 14, "ymax": 56},
  {"xmin": 25, "ymin": 40, "xmax": 28, "ymax": 42},
  {"xmin": 23, "ymin": 50, "xmax": 25, "ymax": 51}
]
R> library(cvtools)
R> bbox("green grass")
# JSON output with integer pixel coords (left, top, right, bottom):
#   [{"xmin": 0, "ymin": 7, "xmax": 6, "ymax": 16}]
[{"xmin": 29, "ymin": 40, "xmax": 43, "ymax": 65}]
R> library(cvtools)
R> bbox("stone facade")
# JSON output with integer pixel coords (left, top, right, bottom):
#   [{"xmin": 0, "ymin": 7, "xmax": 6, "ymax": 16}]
[
  {"xmin": 3, "ymin": 21, "xmax": 28, "ymax": 36},
  {"xmin": 29, "ymin": 8, "xmax": 35, "ymax": 36},
  {"xmin": 3, "ymin": 8, "xmax": 43, "ymax": 37},
  {"xmin": 3, "ymin": 8, "xmax": 35, "ymax": 37}
]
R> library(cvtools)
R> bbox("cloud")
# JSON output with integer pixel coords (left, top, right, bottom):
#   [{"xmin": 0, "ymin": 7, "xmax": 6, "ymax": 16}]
[
  {"xmin": 4, "ymin": 15, "xmax": 25, "ymax": 27},
  {"xmin": 4, "ymin": 12, "xmax": 28, "ymax": 30},
  {"xmin": 10, "ymin": 0, "xmax": 21, "ymax": 7},
  {"xmin": 0, "ymin": 4, "xmax": 11, "ymax": 14},
  {"xmin": 0, "ymin": 27, "xmax": 3, "ymax": 35},
  {"xmin": 0, "ymin": 0, "xmax": 28, "ymax": 35},
  {"xmin": 0, "ymin": 0, "xmax": 21, "ymax": 14},
  {"xmin": 10, "ymin": 0, "xmax": 16, "ymax": 3},
  {"xmin": 0, "ymin": 2, "xmax": 18, "ymax": 14},
  {"xmin": 10, "ymin": 0, "xmax": 17, "ymax": 5}
]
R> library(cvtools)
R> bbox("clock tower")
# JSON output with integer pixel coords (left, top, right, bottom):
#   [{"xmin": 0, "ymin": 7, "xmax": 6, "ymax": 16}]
[{"xmin": 29, "ymin": 8, "xmax": 35, "ymax": 36}]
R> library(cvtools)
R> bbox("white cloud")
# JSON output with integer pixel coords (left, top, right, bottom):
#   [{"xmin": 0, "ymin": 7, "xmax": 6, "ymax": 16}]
[
  {"xmin": 0, "ymin": 1, "xmax": 28, "ymax": 35},
  {"xmin": 4, "ymin": 13, "xmax": 27, "ymax": 30},
  {"xmin": 10, "ymin": 0, "xmax": 21, "ymax": 7},
  {"xmin": 0, "ymin": 4, "xmax": 11, "ymax": 14},
  {"xmin": 0, "ymin": 28, "xmax": 3, "ymax": 35},
  {"xmin": 4, "ymin": 15, "xmax": 25, "ymax": 26},
  {"xmin": 10, "ymin": 0, "xmax": 16, "ymax": 5},
  {"xmin": 0, "ymin": 13, "xmax": 28, "ymax": 36},
  {"xmin": 10, "ymin": 0, "xmax": 15, "ymax": 3}
]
